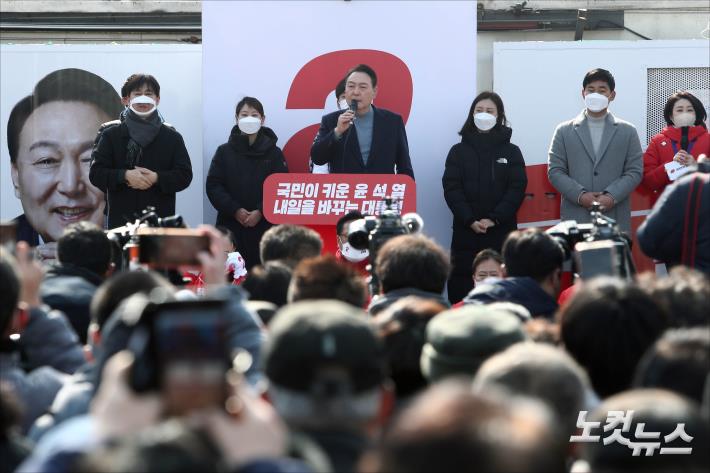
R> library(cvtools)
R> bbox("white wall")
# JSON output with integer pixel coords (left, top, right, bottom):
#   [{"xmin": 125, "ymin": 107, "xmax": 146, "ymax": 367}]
[
  {"xmin": 0, "ymin": 44, "xmax": 203, "ymax": 226},
  {"xmin": 493, "ymin": 39, "xmax": 710, "ymax": 168}
]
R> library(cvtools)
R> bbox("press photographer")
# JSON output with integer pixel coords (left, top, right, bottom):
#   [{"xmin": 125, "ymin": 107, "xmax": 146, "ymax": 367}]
[{"xmin": 346, "ymin": 198, "xmax": 423, "ymax": 297}]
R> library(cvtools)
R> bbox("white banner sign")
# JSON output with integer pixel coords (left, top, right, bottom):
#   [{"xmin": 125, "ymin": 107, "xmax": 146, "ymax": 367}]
[
  {"xmin": 0, "ymin": 44, "xmax": 203, "ymax": 242},
  {"xmin": 202, "ymin": 0, "xmax": 477, "ymax": 249}
]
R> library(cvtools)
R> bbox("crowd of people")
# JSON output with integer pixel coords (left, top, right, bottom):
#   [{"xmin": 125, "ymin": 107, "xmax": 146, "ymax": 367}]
[{"xmin": 1, "ymin": 62, "xmax": 709, "ymax": 472}]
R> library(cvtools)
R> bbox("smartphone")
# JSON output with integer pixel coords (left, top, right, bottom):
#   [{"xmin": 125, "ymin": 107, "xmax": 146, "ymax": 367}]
[
  {"xmin": 137, "ymin": 227, "xmax": 210, "ymax": 267},
  {"xmin": 128, "ymin": 299, "xmax": 231, "ymax": 415}
]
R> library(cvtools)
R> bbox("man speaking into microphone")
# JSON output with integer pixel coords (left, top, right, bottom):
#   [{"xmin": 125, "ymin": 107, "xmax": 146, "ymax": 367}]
[{"xmin": 310, "ymin": 64, "xmax": 414, "ymax": 178}]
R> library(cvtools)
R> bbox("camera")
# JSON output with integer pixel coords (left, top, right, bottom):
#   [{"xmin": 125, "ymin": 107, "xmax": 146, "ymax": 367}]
[
  {"xmin": 347, "ymin": 197, "xmax": 423, "ymax": 294},
  {"xmin": 546, "ymin": 202, "xmax": 635, "ymax": 280}
]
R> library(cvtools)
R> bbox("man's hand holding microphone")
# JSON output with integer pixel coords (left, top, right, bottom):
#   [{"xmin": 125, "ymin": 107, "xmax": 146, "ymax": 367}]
[{"xmin": 334, "ymin": 99, "xmax": 359, "ymax": 138}]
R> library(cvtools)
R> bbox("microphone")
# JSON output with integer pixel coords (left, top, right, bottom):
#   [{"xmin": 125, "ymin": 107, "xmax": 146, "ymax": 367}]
[
  {"xmin": 349, "ymin": 99, "xmax": 359, "ymax": 124},
  {"xmin": 681, "ymin": 126, "xmax": 689, "ymax": 151}
]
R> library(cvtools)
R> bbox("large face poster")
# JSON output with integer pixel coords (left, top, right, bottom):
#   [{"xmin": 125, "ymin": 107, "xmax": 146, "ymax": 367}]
[
  {"xmin": 202, "ymin": 0, "xmax": 477, "ymax": 249},
  {"xmin": 0, "ymin": 44, "xmax": 202, "ymax": 246}
]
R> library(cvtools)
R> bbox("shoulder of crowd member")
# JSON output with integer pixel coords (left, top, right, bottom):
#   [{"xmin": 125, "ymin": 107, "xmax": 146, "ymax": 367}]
[
  {"xmin": 161, "ymin": 122, "xmax": 177, "ymax": 131},
  {"xmin": 20, "ymin": 306, "xmax": 85, "ymax": 375}
]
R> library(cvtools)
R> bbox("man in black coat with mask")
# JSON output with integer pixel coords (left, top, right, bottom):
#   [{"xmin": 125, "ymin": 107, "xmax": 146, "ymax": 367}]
[{"xmin": 89, "ymin": 74, "xmax": 192, "ymax": 229}]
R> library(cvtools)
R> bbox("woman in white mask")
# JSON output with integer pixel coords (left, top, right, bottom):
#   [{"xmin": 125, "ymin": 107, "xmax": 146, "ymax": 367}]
[
  {"xmin": 441, "ymin": 92, "xmax": 528, "ymax": 304},
  {"xmin": 206, "ymin": 97, "xmax": 288, "ymax": 270},
  {"xmin": 642, "ymin": 91, "xmax": 709, "ymax": 204}
]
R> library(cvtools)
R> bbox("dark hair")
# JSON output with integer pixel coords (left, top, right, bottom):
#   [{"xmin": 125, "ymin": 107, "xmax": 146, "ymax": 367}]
[
  {"xmin": 0, "ymin": 249, "xmax": 20, "ymax": 336},
  {"xmin": 375, "ymin": 296, "xmax": 446, "ymax": 399},
  {"xmin": 57, "ymin": 222, "xmax": 112, "ymax": 276},
  {"xmin": 369, "ymin": 381, "xmax": 566, "ymax": 473},
  {"xmin": 259, "ymin": 225, "xmax": 323, "ymax": 268},
  {"xmin": 634, "ymin": 327, "xmax": 710, "ymax": 404},
  {"xmin": 502, "ymin": 229, "xmax": 564, "ymax": 282},
  {"xmin": 636, "ymin": 267, "xmax": 710, "ymax": 327},
  {"xmin": 121, "ymin": 73, "xmax": 160, "ymax": 98},
  {"xmin": 214, "ymin": 225, "xmax": 237, "ymax": 251},
  {"xmin": 582, "ymin": 68, "xmax": 615, "ymax": 91},
  {"xmin": 336, "ymin": 211, "xmax": 364, "ymax": 237},
  {"xmin": 459, "ymin": 91, "xmax": 508, "ymax": 135},
  {"xmin": 559, "ymin": 277, "xmax": 668, "ymax": 398},
  {"xmin": 242, "ymin": 261, "xmax": 293, "ymax": 308},
  {"xmin": 376, "ymin": 235, "xmax": 450, "ymax": 294},
  {"xmin": 346, "ymin": 64, "xmax": 378, "ymax": 88},
  {"xmin": 289, "ymin": 255, "xmax": 367, "ymax": 308},
  {"xmin": 235, "ymin": 96, "xmax": 265, "ymax": 118},
  {"xmin": 335, "ymin": 77, "xmax": 347, "ymax": 101},
  {"xmin": 662, "ymin": 91, "xmax": 707, "ymax": 129},
  {"xmin": 581, "ymin": 389, "xmax": 709, "ymax": 472},
  {"xmin": 90, "ymin": 270, "xmax": 173, "ymax": 332},
  {"xmin": 7, "ymin": 68, "xmax": 123, "ymax": 163},
  {"xmin": 473, "ymin": 343, "xmax": 590, "ymax": 438},
  {"xmin": 472, "ymin": 249, "xmax": 503, "ymax": 273}
]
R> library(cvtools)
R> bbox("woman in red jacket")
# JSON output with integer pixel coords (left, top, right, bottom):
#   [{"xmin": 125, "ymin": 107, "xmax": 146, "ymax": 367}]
[{"xmin": 643, "ymin": 91, "xmax": 709, "ymax": 204}]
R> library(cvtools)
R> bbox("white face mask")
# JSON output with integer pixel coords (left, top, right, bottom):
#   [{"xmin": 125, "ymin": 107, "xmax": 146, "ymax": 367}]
[
  {"xmin": 584, "ymin": 93, "xmax": 609, "ymax": 113},
  {"xmin": 238, "ymin": 116, "xmax": 262, "ymax": 135},
  {"xmin": 340, "ymin": 242, "xmax": 368, "ymax": 263},
  {"xmin": 129, "ymin": 95, "xmax": 157, "ymax": 117},
  {"xmin": 673, "ymin": 112, "xmax": 696, "ymax": 128},
  {"xmin": 473, "ymin": 112, "xmax": 496, "ymax": 131},
  {"xmin": 338, "ymin": 98, "xmax": 349, "ymax": 111}
]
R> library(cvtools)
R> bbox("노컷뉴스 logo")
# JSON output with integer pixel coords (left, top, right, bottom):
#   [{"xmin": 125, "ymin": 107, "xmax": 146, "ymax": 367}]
[{"xmin": 570, "ymin": 410, "xmax": 693, "ymax": 456}]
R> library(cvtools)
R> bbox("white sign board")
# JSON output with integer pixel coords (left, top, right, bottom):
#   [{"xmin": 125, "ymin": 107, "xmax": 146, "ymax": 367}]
[
  {"xmin": 202, "ymin": 0, "xmax": 477, "ymax": 249},
  {"xmin": 0, "ymin": 44, "xmax": 203, "ymax": 239}
]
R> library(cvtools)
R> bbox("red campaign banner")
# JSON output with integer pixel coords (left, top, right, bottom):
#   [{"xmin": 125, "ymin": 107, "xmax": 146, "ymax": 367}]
[{"xmin": 263, "ymin": 173, "xmax": 416, "ymax": 225}]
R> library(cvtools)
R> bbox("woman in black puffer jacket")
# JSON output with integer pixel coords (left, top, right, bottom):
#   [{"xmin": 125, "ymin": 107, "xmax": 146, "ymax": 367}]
[
  {"xmin": 206, "ymin": 97, "xmax": 288, "ymax": 269},
  {"xmin": 442, "ymin": 91, "xmax": 527, "ymax": 304}
]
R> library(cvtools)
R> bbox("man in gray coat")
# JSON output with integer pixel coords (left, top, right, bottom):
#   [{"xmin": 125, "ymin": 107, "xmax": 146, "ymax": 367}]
[{"xmin": 548, "ymin": 68, "xmax": 642, "ymax": 232}]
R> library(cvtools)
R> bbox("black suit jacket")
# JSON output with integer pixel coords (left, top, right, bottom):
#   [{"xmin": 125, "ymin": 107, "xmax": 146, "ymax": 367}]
[{"xmin": 310, "ymin": 106, "xmax": 414, "ymax": 178}]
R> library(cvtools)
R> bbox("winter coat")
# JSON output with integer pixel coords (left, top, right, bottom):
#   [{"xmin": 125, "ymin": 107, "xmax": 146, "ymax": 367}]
[
  {"xmin": 206, "ymin": 126, "xmax": 288, "ymax": 269},
  {"xmin": 89, "ymin": 121, "xmax": 193, "ymax": 229},
  {"xmin": 443, "ymin": 127, "xmax": 527, "ymax": 250},
  {"xmin": 19, "ymin": 306, "xmax": 85, "ymax": 375},
  {"xmin": 40, "ymin": 264, "xmax": 104, "ymax": 344},
  {"xmin": 463, "ymin": 276, "xmax": 558, "ymax": 319},
  {"xmin": 642, "ymin": 125, "xmax": 710, "ymax": 205},
  {"xmin": 368, "ymin": 287, "xmax": 451, "ymax": 316},
  {"xmin": 442, "ymin": 126, "xmax": 527, "ymax": 304},
  {"xmin": 548, "ymin": 111, "xmax": 643, "ymax": 232},
  {"xmin": 638, "ymin": 164, "xmax": 710, "ymax": 275}
]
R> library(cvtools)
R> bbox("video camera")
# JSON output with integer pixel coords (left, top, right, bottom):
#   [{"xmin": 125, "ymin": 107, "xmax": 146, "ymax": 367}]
[
  {"xmin": 546, "ymin": 202, "xmax": 635, "ymax": 280},
  {"xmin": 106, "ymin": 207, "xmax": 209, "ymax": 274},
  {"xmin": 347, "ymin": 197, "xmax": 423, "ymax": 295}
]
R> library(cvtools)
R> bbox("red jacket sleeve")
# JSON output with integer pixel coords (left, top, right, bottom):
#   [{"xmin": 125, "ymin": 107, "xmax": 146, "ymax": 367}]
[{"xmin": 642, "ymin": 136, "xmax": 671, "ymax": 193}]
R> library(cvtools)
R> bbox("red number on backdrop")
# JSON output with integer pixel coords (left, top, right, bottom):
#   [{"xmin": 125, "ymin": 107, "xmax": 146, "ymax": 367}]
[{"xmin": 282, "ymin": 49, "xmax": 414, "ymax": 173}]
